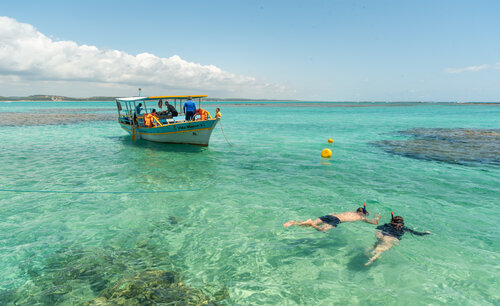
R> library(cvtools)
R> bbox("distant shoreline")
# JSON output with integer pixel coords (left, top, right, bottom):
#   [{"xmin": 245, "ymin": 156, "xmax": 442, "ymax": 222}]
[
  {"xmin": 0, "ymin": 95, "xmax": 498, "ymax": 104},
  {"xmin": 0, "ymin": 95, "xmax": 299, "ymax": 102}
]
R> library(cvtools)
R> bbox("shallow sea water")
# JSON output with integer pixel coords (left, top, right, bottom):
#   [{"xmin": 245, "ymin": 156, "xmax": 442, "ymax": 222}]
[{"xmin": 0, "ymin": 101, "xmax": 499, "ymax": 305}]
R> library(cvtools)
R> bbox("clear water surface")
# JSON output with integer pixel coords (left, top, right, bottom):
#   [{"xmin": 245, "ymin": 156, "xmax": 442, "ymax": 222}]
[{"xmin": 0, "ymin": 101, "xmax": 499, "ymax": 305}]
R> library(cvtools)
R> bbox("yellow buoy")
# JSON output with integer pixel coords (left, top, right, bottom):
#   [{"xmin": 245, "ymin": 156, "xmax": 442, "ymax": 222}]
[
  {"xmin": 321, "ymin": 148, "xmax": 332, "ymax": 158},
  {"xmin": 328, "ymin": 138, "xmax": 333, "ymax": 143}
]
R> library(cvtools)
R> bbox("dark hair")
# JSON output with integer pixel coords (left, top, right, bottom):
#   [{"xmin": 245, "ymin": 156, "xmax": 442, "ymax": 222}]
[
  {"xmin": 138, "ymin": 103, "xmax": 142, "ymax": 106},
  {"xmin": 356, "ymin": 207, "xmax": 364, "ymax": 213},
  {"xmin": 391, "ymin": 216, "xmax": 404, "ymax": 226},
  {"xmin": 152, "ymin": 108, "xmax": 156, "ymax": 113}
]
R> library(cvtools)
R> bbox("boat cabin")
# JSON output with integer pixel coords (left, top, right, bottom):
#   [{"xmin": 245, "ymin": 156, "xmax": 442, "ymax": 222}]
[{"xmin": 115, "ymin": 95, "xmax": 212, "ymax": 128}]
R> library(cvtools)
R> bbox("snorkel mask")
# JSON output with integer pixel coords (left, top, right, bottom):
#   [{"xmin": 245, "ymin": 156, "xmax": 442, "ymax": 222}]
[{"xmin": 363, "ymin": 203, "xmax": 369, "ymax": 216}]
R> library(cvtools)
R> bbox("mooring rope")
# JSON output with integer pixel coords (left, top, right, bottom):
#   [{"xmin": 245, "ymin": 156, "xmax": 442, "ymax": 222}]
[
  {"xmin": 219, "ymin": 121, "xmax": 235, "ymax": 147},
  {"xmin": 0, "ymin": 188, "xmax": 201, "ymax": 194}
]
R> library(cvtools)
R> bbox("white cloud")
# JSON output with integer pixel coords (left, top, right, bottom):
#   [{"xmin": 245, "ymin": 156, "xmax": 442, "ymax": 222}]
[
  {"xmin": 444, "ymin": 64, "xmax": 489, "ymax": 74},
  {"xmin": 0, "ymin": 16, "xmax": 285, "ymax": 97}
]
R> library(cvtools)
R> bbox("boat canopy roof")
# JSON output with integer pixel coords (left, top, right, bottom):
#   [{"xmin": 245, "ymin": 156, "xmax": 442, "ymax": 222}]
[
  {"xmin": 148, "ymin": 95, "xmax": 208, "ymax": 100},
  {"xmin": 116, "ymin": 95, "xmax": 207, "ymax": 102},
  {"xmin": 116, "ymin": 96, "xmax": 148, "ymax": 102}
]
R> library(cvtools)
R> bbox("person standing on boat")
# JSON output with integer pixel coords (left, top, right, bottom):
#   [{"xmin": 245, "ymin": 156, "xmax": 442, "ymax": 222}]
[
  {"xmin": 183, "ymin": 96, "xmax": 196, "ymax": 121},
  {"xmin": 165, "ymin": 101, "xmax": 178, "ymax": 117},
  {"xmin": 135, "ymin": 103, "xmax": 143, "ymax": 115},
  {"xmin": 215, "ymin": 108, "xmax": 222, "ymax": 118}
]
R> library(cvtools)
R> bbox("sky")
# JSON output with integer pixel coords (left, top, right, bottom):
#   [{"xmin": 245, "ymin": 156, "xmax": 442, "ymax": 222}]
[{"xmin": 0, "ymin": 0, "xmax": 499, "ymax": 101}]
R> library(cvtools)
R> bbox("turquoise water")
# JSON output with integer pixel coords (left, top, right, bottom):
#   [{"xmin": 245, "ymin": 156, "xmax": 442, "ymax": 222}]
[{"xmin": 0, "ymin": 101, "xmax": 499, "ymax": 304}]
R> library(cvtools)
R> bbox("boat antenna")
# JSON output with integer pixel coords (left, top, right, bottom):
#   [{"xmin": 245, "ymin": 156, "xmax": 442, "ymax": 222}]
[{"xmin": 138, "ymin": 88, "xmax": 142, "ymax": 97}]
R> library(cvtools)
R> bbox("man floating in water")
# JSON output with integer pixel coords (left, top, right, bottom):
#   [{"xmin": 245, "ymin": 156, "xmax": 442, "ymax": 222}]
[
  {"xmin": 283, "ymin": 205, "xmax": 380, "ymax": 232},
  {"xmin": 365, "ymin": 213, "xmax": 430, "ymax": 266}
]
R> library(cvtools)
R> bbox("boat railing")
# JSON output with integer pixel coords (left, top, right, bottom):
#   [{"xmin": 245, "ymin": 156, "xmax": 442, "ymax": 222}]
[{"xmin": 153, "ymin": 116, "xmax": 163, "ymax": 127}]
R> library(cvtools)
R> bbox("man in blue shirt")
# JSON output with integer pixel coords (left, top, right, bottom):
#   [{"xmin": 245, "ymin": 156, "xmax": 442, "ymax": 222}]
[
  {"xmin": 135, "ymin": 103, "xmax": 143, "ymax": 115},
  {"xmin": 183, "ymin": 96, "xmax": 197, "ymax": 121}
]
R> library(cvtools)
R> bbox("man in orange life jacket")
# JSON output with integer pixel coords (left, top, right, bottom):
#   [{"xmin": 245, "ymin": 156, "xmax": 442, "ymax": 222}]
[{"xmin": 195, "ymin": 108, "xmax": 208, "ymax": 120}]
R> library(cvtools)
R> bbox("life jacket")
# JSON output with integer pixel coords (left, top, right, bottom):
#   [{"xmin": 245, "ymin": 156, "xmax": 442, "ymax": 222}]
[
  {"xmin": 143, "ymin": 113, "xmax": 155, "ymax": 127},
  {"xmin": 196, "ymin": 108, "xmax": 208, "ymax": 121}
]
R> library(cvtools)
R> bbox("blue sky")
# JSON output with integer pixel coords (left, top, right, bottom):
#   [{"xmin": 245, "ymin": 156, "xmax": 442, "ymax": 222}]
[{"xmin": 0, "ymin": 0, "xmax": 499, "ymax": 101}]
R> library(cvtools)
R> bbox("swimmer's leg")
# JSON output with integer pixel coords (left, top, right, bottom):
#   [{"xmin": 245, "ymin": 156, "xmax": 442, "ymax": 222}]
[
  {"xmin": 284, "ymin": 218, "xmax": 319, "ymax": 228},
  {"xmin": 300, "ymin": 218, "xmax": 332, "ymax": 232},
  {"xmin": 317, "ymin": 223, "xmax": 334, "ymax": 232},
  {"xmin": 366, "ymin": 231, "xmax": 384, "ymax": 255},
  {"xmin": 284, "ymin": 218, "xmax": 327, "ymax": 232},
  {"xmin": 365, "ymin": 235, "xmax": 398, "ymax": 266},
  {"xmin": 283, "ymin": 220, "xmax": 299, "ymax": 228}
]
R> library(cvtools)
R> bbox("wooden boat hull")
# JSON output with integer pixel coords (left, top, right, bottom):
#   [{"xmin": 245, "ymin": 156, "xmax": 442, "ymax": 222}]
[{"xmin": 120, "ymin": 118, "xmax": 219, "ymax": 146}]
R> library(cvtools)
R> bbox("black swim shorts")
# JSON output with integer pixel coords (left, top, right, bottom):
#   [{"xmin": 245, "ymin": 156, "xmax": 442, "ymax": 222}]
[{"xmin": 319, "ymin": 215, "xmax": 341, "ymax": 227}]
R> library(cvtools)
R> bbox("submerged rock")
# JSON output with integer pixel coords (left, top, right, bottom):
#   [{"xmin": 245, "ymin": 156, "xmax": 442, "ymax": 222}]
[
  {"xmin": 374, "ymin": 128, "xmax": 500, "ymax": 165},
  {"xmin": 0, "ymin": 112, "xmax": 114, "ymax": 126},
  {"xmin": 10, "ymin": 244, "xmax": 227, "ymax": 305},
  {"xmin": 85, "ymin": 270, "xmax": 218, "ymax": 305}
]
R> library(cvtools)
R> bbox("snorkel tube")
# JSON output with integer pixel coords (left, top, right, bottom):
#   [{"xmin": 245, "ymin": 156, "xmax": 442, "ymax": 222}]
[
  {"xmin": 391, "ymin": 211, "xmax": 394, "ymax": 221},
  {"xmin": 363, "ymin": 203, "xmax": 369, "ymax": 215}
]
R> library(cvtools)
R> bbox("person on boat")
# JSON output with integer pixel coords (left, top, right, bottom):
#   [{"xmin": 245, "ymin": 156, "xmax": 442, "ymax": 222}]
[
  {"xmin": 215, "ymin": 108, "xmax": 222, "ymax": 118},
  {"xmin": 195, "ymin": 108, "xmax": 208, "ymax": 121},
  {"xmin": 283, "ymin": 205, "xmax": 380, "ymax": 232},
  {"xmin": 165, "ymin": 101, "xmax": 178, "ymax": 117},
  {"xmin": 135, "ymin": 103, "xmax": 143, "ymax": 115},
  {"xmin": 183, "ymin": 96, "xmax": 197, "ymax": 121},
  {"xmin": 365, "ymin": 214, "xmax": 430, "ymax": 266},
  {"xmin": 144, "ymin": 109, "xmax": 159, "ymax": 127}
]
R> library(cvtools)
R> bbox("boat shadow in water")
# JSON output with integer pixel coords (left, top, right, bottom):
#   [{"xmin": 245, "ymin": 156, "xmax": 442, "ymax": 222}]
[{"xmin": 112, "ymin": 135, "xmax": 208, "ymax": 153}]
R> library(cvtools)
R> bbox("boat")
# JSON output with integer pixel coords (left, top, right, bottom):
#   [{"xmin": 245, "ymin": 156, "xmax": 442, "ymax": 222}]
[{"xmin": 115, "ymin": 95, "xmax": 219, "ymax": 146}]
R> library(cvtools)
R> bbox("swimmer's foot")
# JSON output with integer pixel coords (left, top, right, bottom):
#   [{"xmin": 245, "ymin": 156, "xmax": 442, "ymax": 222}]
[
  {"xmin": 365, "ymin": 253, "xmax": 382, "ymax": 266},
  {"xmin": 283, "ymin": 221, "xmax": 298, "ymax": 228}
]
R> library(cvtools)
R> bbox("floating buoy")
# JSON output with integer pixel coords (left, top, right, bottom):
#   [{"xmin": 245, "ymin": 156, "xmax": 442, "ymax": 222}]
[
  {"xmin": 321, "ymin": 148, "xmax": 332, "ymax": 158},
  {"xmin": 328, "ymin": 138, "xmax": 333, "ymax": 143}
]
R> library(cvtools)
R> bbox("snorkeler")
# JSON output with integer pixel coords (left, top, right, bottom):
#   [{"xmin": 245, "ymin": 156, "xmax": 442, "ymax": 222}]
[
  {"xmin": 283, "ymin": 204, "xmax": 381, "ymax": 232},
  {"xmin": 365, "ymin": 213, "xmax": 430, "ymax": 266}
]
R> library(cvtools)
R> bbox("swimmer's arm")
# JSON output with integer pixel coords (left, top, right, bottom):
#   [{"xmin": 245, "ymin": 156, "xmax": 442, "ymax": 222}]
[
  {"xmin": 363, "ymin": 214, "xmax": 381, "ymax": 225},
  {"xmin": 406, "ymin": 228, "xmax": 431, "ymax": 236}
]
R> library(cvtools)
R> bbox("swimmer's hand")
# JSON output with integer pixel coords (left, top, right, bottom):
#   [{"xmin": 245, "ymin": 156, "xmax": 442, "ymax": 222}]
[{"xmin": 425, "ymin": 231, "xmax": 431, "ymax": 234}]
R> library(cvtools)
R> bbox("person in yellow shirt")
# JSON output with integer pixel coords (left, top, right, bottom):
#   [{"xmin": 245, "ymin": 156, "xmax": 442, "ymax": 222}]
[{"xmin": 215, "ymin": 108, "xmax": 222, "ymax": 118}]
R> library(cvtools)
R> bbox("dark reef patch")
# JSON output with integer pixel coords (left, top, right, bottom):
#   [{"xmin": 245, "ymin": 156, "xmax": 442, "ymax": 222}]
[
  {"xmin": 0, "ymin": 112, "xmax": 114, "ymax": 126},
  {"xmin": 373, "ymin": 128, "xmax": 500, "ymax": 166},
  {"xmin": 85, "ymin": 270, "xmax": 224, "ymax": 305},
  {"xmin": 5, "ymin": 242, "xmax": 227, "ymax": 305}
]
